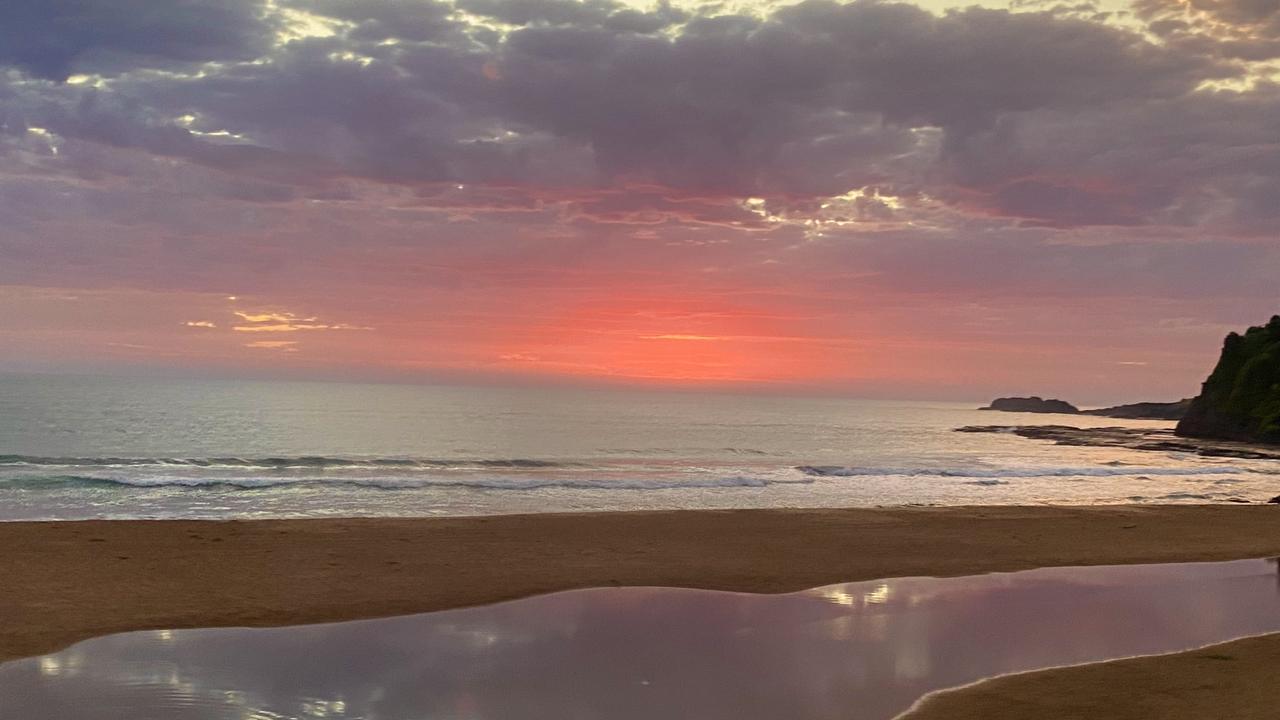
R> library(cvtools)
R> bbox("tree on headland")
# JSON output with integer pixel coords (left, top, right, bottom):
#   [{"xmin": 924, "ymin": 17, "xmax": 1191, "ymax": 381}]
[{"xmin": 1177, "ymin": 316, "xmax": 1280, "ymax": 444}]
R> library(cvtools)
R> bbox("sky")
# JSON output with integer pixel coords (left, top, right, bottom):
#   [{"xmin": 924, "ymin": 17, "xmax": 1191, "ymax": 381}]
[{"xmin": 1, "ymin": 0, "xmax": 1278, "ymax": 402}]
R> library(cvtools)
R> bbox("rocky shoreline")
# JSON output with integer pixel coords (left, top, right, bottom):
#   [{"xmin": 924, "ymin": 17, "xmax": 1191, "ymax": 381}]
[
  {"xmin": 956, "ymin": 424, "xmax": 1280, "ymax": 461},
  {"xmin": 977, "ymin": 315, "xmax": 1280, "ymax": 436}
]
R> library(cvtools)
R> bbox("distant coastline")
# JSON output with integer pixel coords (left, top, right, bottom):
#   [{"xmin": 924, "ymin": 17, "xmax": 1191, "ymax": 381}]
[
  {"xmin": 981, "ymin": 316, "xmax": 1280, "ymax": 445},
  {"xmin": 980, "ymin": 396, "xmax": 1191, "ymax": 420}
]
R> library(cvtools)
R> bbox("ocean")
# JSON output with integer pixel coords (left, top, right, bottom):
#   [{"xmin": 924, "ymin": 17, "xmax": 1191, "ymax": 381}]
[{"xmin": 0, "ymin": 373, "xmax": 1274, "ymax": 521}]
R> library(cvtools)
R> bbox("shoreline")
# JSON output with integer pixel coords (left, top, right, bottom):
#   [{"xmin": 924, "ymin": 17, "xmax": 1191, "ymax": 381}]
[
  {"xmin": 899, "ymin": 627, "xmax": 1280, "ymax": 719},
  {"xmin": 4, "ymin": 505, "xmax": 1280, "ymax": 717},
  {"xmin": 901, "ymin": 630, "xmax": 1280, "ymax": 719}
]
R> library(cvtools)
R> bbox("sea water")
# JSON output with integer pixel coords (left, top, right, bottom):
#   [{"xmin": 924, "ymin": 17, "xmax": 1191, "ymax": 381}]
[
  {"xmin": 2, "ymin": 559, "xmax": 1278, "ymax": 719},
  {"xmin": 0, "ymin": 373, "xmax": 1276, "ymax": 520}
]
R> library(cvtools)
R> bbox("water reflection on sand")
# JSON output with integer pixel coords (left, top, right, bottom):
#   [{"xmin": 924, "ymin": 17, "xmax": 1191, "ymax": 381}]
[{"xmin": 2, "ymin": 559, "xmax": 1279, "ymax": 720}]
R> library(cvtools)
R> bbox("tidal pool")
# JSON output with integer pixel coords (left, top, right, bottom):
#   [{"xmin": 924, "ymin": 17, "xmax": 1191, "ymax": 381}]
[{"xmin": 3, "ymin": 559, "xmax": 1278, "ymax": 720}]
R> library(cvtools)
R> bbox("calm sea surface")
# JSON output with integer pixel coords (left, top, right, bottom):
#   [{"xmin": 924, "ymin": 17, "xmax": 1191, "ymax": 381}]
[{"xmin": 0, "ymin": 373, "xmax": 1275, "ymax": 520}]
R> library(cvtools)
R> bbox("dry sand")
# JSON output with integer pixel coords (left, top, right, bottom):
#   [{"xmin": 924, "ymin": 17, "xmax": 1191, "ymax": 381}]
[{"xmin": 3, "ymin": 505, "xmax": 1279, "ymax": 717}]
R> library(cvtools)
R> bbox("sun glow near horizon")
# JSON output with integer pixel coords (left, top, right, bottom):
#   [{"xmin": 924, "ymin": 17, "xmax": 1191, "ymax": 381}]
[{"xmin": 1, "ymin": 0, "xmax": 1276, "ymax": 401}]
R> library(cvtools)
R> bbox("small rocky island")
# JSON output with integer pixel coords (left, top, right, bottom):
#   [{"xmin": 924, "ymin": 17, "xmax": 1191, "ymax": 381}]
[
  {"xmin": 981, "ymin": 397, "xmax": 1079, "ymax": 414},
  {"xmin": 1177, "ymin": 315, "xmax": 1280, "ymax": 444},
  {"xmin": 965, "ymin": 315, "xmax": 1280, "ymax": 463}
]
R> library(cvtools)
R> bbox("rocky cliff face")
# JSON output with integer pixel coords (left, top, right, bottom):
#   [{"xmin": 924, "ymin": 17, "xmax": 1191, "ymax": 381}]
[{"xmin": 1176, "ymin": 316, "xmax": 1280, "ymax": 444}]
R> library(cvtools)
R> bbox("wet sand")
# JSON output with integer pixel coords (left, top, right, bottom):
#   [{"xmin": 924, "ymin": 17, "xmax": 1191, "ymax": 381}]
[
  {"xmin": 3, "ymin": 505, "xmax": 1280, "ymax": 715},
  {"xmin": 903, "ymin": 632, "xmax": 1280, "ymax": 719}
]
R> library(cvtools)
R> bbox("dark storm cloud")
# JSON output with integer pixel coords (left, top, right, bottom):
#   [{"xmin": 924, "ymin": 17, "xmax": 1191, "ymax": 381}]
[
  {"xmin": 0, "ymin": 0, "xmax": 1274, "ymax": 229},
  {"xmin": 0, "ymin": 0, "xmax": 275, "ymax": 80}
]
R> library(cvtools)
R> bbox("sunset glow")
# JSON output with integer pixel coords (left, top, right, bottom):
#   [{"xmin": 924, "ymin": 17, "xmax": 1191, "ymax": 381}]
[{"xmin": 1, "ymin": 0, "xmax": 1277, "ymax": 401}]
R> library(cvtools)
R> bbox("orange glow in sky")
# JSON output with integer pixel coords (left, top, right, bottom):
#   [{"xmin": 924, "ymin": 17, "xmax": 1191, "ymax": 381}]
[
  {"xmin": 482, "ymin": 295, "xmax": 859, "ymax": 384},
  {"xmin": 2, "ymin": 0, "xmax": 1276, "ymax": 405}
]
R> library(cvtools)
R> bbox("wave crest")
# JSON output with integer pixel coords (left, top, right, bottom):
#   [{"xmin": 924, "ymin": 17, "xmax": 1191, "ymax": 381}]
[
  {"xmin": 0, "ymin": 454, "xmax": 577, "ymax": 470},
  {"xmin": 795, "ymin": 465, "xmax": 1242, "ymax": 478},
  {"xmin": 2, "ymin": 473, "xmax": 814, "ymax": 492}
]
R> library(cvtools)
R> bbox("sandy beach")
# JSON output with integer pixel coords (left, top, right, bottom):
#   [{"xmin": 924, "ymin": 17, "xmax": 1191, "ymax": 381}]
[
  {"xmin": 903, "ymin": 632, "xmax": 1280, "ymax": 719},
  {"xmin": 3, "ymin": 505, "xmax": 1280, "ymax": 717}
]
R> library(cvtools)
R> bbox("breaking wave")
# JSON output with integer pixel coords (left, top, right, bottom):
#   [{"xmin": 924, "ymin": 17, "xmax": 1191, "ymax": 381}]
[
  {"xmin": 0, "ymin": 454, "xmax": 579, "ymax": 470},
  {"xmin": 796, "ymin": 465, "xmax": 1243, "ymax": 478},
  {"xmin": 0, "ymin": 455, "xmax": 1256, "ymax": 496},
  {"xmin": 0, "ymin": 472, "xmax": 814, "ymax": 492}
]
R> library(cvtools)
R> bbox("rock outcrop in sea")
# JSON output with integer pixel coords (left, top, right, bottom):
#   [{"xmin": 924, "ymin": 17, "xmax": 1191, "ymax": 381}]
[
  {"xmin": 980, "ymin": 397, "xmax": 1079, "ymax": 414},
  {"xmin": 957, "ymin": 424, "xmax": 1280, "ymax": 460},
  {"xmin": 1177, "ymin": 315, "xmax": 1280, "ymax": 445}
]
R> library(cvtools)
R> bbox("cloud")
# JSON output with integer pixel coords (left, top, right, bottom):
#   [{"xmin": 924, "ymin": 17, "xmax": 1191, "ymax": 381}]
[
  {"xmin": 234, "ymin": 310, "xmax": 317, "ymax": 324},
  {"xmin": 940, "ymin": 83, "xmax": 1280, "ymax": 230},
  {"xmin": 287, "ymin": 0, "xmax": 458, "ymax": 43},
  {"xmin": 0, "ymin": 0, "xmax": 277, "ymax": 80},
  {"xmin": 2, "ymin": 0, "xmax": 1255, "ymax": 230},
  {"xmin": 1135, "ymin": 0, "xmax": 1280, "ymax": 62},
  {"xmin": 232, "ymin": 309, "xmax": 372, "ymax": 333},
  {"xmin": 244, "ymin": 339, "xmax": 299, "ymax": 351},
  {"xmin": 801, "ymin": 222, "xmax": 1280, "ymax": 300},
  {"xmin": 1, "ymin": 0, "xmax": 1279, "ymax": 397},
  {"xmin": 641, "ymin": 334, "xmax": 721, "ymax": 341}
]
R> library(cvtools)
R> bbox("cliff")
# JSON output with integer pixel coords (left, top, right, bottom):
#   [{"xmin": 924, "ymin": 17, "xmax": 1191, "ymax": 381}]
[{"xmin": 1176, "ymin": 316, "xmax": 1280, "ymax": 444}]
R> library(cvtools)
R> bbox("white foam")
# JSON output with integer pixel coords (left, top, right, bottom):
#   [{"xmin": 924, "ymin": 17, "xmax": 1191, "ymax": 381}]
[
  {"xmin": 797, "ymin": 465, "xmax": 1242, "ymax": 478},
  {"xmin": 31, "ymin": 472, "xmax": 816, "ymax": 492}
]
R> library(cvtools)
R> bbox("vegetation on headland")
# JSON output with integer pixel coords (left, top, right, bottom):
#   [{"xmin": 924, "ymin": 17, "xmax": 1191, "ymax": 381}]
[{"xmin": 1177, "ymin": 316, "xmax": 1280, "ymax": 444}]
